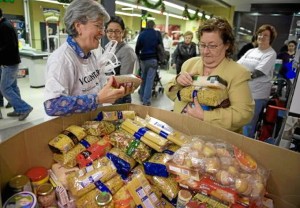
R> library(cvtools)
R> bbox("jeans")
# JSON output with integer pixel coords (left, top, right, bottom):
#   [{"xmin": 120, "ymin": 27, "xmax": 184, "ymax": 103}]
[
  {"xmin": 0, "ymin": 65, "xmax": 32, "ymax": 113},
  {"xmin": 243, "ymin": 98, "xmax": 268, "ymax": 138},
  {"xmin": 139, "ymin": 59, "xmax": 158, "ymax": 105}
]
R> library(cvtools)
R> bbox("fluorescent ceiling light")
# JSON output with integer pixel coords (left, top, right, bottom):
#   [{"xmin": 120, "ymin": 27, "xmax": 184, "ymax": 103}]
[
  {"xmin": 115, "ymin": 11, "xmax": 141, "ymax": 17},
  {"xmin": 35, "ymin": 0, "xmax": 69, "ymax": 6},
  {"xmin": 121, "ymin": 7, "xmax": 134, "ymax": 11}
]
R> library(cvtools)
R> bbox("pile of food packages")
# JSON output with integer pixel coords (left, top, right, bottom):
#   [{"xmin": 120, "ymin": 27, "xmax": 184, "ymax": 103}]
[{"xmin": 3, "ymin": 110, "xmax": 274, "ymax": 208}]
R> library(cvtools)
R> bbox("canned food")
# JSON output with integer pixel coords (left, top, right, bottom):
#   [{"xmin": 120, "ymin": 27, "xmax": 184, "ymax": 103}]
[
  {"xmin": 8, "ymin": 175, "xmax": 33, "ymax": 194},
  {"xmin": 3, "ymin": 191, "xmax": 37, "ymax": 208}
]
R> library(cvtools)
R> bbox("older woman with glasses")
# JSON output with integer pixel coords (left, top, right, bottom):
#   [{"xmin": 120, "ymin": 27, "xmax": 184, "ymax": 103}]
[
  {"xmin": 105, "ymin": 16, "xmax": 137, "ymax": 104},
  {"xmin": 166, "ymin": 17, "xmax": 254, "ymax": 133},
  {"xmin": 44, "ymin": 0, "xmax": 133, "ymax": 116},
  {"xmin": 237, "ymin": 24, "xmax": 277, "ymax": 138}
]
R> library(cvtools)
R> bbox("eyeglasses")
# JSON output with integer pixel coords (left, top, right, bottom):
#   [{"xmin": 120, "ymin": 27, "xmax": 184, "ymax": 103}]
[
  {"xmin": 106, "ymin": 29, "xmax": 122, "ymax": 35},
  {"xmin": 199, "ymin": 43, "xmax": 223, "ymax": 50},
  {"xmin": 257, "ymin": 34, "xmax": 270, "ymax": 39}
]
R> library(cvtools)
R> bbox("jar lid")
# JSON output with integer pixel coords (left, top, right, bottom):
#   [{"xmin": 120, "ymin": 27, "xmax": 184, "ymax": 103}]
[
  {"xmin": 37, "ymin": 183, "xmax": 53, "ymax": 196},
  {"xmin": 26, "ymin": 167, "xmax": 48, "ymax": 182},
  {"xmin": 95, "ymin": 192, "xmax": 112, "ymax": 206},
  {"xmin": 9, "ymin": 175, "xmax": 30, "ymax": 189},
  {"xmin": 178, "ymin": 189, "xmax": 192, "ymax": 201}
]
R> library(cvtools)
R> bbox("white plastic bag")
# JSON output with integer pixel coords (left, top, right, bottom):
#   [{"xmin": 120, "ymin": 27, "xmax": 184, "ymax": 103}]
[{"xmin": 97, "ymin": 40, "xmax": 120, "ymax": 75}]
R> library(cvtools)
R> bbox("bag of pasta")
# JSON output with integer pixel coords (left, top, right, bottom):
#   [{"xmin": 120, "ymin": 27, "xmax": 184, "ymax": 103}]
[
  {"xmin": 105, "ymin": 129, "xmax": 152, "ymax": 163},
  {"xmin": 82, "ymin": 121, "xmax": 116, "ymax": 137},
  {"xmin": 76, "ymin": 174, "xmax": 124, "ymax": 207},
  {"xmin": 48, "ymin": 125, "xmax": 87, "ymax": 154},
  {"xmin": 106, "ymin": 147, "xmax": 137, "ymax": 176},
  {"xmin": 178, "ymin": 86, "xmax": 229, "ymax": 107},
  {"xmin": 67, "ymin": 156, "xmax": 117, "ymax": 198},
  {"xmin": 53, "ymin": 135, "xmax": 100, "ymax": 168}
]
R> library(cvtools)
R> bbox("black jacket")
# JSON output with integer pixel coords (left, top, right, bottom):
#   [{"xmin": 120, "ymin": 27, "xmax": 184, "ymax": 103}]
[
  {"xmin": 171, "ymin": 41, "xmax": 197, "ymax": 67},
  {"xmin": 0, "ymin": 17, "xmax": 21, "ymax": 65}
]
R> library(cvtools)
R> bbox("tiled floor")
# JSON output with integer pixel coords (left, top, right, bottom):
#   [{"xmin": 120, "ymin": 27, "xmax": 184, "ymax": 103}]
[{"xmin": 0, "ymin": 67, "xmax": 176, "ymax": 143}]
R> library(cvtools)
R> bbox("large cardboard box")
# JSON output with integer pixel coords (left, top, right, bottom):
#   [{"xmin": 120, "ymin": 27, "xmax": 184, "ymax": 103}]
[{"xmin": 1, "ymin": 104, "xmax": 300, "ymax": 207}]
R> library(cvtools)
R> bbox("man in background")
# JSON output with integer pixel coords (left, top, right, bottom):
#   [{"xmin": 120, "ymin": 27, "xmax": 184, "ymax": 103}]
[
  {"xmin": 135, "ymin": 20, "xmax": 161, "ymax": 106},
  {"xmin": 0, "ymin": 8, "xmax": 33, "ymax": 121}
]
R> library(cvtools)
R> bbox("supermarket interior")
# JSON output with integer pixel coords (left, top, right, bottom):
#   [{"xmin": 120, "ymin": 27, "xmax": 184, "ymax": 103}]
[{"xmin": 1, "ymin": 0, "xmax": 300, "ymax": 207}]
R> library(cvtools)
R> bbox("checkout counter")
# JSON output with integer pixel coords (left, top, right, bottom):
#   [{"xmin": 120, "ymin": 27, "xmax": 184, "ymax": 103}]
[{"xmin": 20, "ymin": 49, "xmax": 49, "ymax": 88}]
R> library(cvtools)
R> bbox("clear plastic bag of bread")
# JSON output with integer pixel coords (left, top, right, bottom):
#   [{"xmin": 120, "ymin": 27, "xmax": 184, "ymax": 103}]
[{"xmin": 171, "ymin": 136, "xmax": 269, "ymax": 200}]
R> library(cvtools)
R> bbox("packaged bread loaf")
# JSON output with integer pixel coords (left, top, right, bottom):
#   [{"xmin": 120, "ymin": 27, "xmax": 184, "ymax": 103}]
[
  {"xmin": 53, "ymin": 135, "xmax": 100, "ymax": 168},
  {"xmin": 67, "ymin": 156, "xmax": 117, "ymax": 198},
  {"xmin": 104, "ymin": 129, "xmax": 152, "ymax": 163},
  {"xmin": 76, "ymin": 174, "xmax": 124, "ymax": 207},
  {"xmin": 96, "ymin": 110, "xmax": 136, "ymax": 122},
  {"xmin": 82, "ymin": 121, "xmax": 116, "ymax": 137},
  {"xmin": 48, "ymin": 125, "xmax": 87, "ymax": 154}
]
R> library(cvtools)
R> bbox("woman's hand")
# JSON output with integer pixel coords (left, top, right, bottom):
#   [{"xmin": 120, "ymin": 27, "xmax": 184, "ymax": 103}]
[
  {"xmin": 176, "ymin": 72, "xmax": 193, "ymax": 86},
  {"xmin": 186, "ymin": 98, "xmax": 204, "ymax": 120},
  {"xmin": 97, "ymin": 76, "xmax": 128, "ymax": 104}
]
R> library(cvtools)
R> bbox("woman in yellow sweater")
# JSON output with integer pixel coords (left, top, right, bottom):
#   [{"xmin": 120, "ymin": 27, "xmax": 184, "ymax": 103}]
[{"xmin": 166, "ymin": 17, "xmax": 254, "ymax": 133}]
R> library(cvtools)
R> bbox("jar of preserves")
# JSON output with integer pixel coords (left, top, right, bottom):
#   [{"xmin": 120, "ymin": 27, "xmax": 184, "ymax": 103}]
[
  {"xmin": 26, "ymin": 166, "xmax": 49, "ymax": 193},
  {"xmin": 36, "ymin": 183, "xmax": 57, "ymax": 208},
  {"xmin": 8, "ymin": 175, "xmax": 33, "ymax": 194},
  {"xmin": 95, "ymin": 192, "xmax": 114, "ymax": 208}
]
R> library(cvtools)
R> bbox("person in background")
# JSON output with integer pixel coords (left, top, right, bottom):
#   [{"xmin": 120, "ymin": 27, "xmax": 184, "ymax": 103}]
[
  {"xmin": 237, "ymin": 35, "xmax": 257, "ymax": 60},
  {"xmin": 135, "ymin": 20, "xmax": 161, "ymax": 106},
  {"xmin": 166, "ymin": 17, "xmax": 254, "ymax": 133},
  {"xmin": 0, "ymin": 8, "xmax": 33, "ymax": 121},
  {"xmin": 163, "ymin": 32, "xmax": 173, "ymax": 52},
  {"xmin": 238, "ymin": 24, "xmax": 277, "ymax": 138},
  {"xmin": 171, "ymin": 31, "xmax": 197, "ymax": 75},
  {"xmin": 44, "ymin": 0, "xmax": 133, "ymax": 116},
  {"xmin": 105, "ymin": 15, "xmax": 137, "ymax": 104},
  {"xmin": 276, "ymin": 40, "xmax": 297, "ymax": 97}
]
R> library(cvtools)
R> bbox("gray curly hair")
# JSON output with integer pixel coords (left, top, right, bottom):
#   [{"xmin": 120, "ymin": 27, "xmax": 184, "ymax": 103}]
[{"xmin": 64, "ymin": 0, "xmax": 110, "ymax": 37}]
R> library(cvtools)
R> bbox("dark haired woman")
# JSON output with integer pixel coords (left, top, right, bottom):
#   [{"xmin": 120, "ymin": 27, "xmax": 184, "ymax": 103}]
[{"xmin": 105, "ymin": 16, "xmax": 137, "ymax": 104}]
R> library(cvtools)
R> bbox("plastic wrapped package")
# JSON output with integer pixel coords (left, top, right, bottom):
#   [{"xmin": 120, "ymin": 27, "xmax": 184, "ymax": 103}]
[
  {"xmin": 143, "ymin": 153, "xmax": 172, "ymax": 177},
  {"xmin": 76, "ymin": 138, "xmax": 112, "ymax": 168},
  {"xmin": 51, "ymin": 163, "xmax": 79, "ymax": 190},
  {"xmin": 53, "ymin": 135, "xmax": 100, "ymax": 168},
  {"xmin": 76, "ymin": 174, "xmax": 124, "ymax": 207},
  {"xmin": 104, "ymin": 129, "xmax": 152, "ymax": 163},
  {"xmin": 82, "ymin": 120, "xmax": 116, "ymax": 137},
  {"xmin": 113, "ymin": 186, "xmax": 136, "ymax": 208},
  {"xmin": 48, "ymin": 125, "xmax": 87, "ymax": 154},
  {"xmin": 167, "ymin": 136, "xmax": 269, "ymax": 206},
  {"xmin": 67, "ymin": 156, "xmax": 117, "ymax": 198},
  {"xmin": 106, "ymin": 147, "xmax": 137, "ymax": 176},
  {"xmin": 178, "ymin": 86, "xmax": 229, "ymax": 107},
  {"xmin": 96, "ymin": 110, "xmax": 136, "ymax": 122},
  {"xmin": 135, "ymin": 116, "xmax": 191, "ymax": 146}
]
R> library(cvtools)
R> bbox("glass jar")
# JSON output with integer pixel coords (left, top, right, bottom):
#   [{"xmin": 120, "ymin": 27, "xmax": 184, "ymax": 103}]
[
  {"xmin": 8, "ymin": 175, "xmax": 33, "ymax": 194},
  {"xmin": 36, "ymin": 183, "xmax": 57, "ymax": 208},
  {"xmin": 26, "ymin": 166, "xmax": 49, "ymax": 193},
  {"xmin": 95, "ymin": 192, "xmax": 114, "ymax": 208}
]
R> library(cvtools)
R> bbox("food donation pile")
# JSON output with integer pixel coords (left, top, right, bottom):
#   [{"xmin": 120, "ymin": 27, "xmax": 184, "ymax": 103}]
[{"xmin": 3, "ymin": 110, "xmax": 273, "ymax": 208}]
